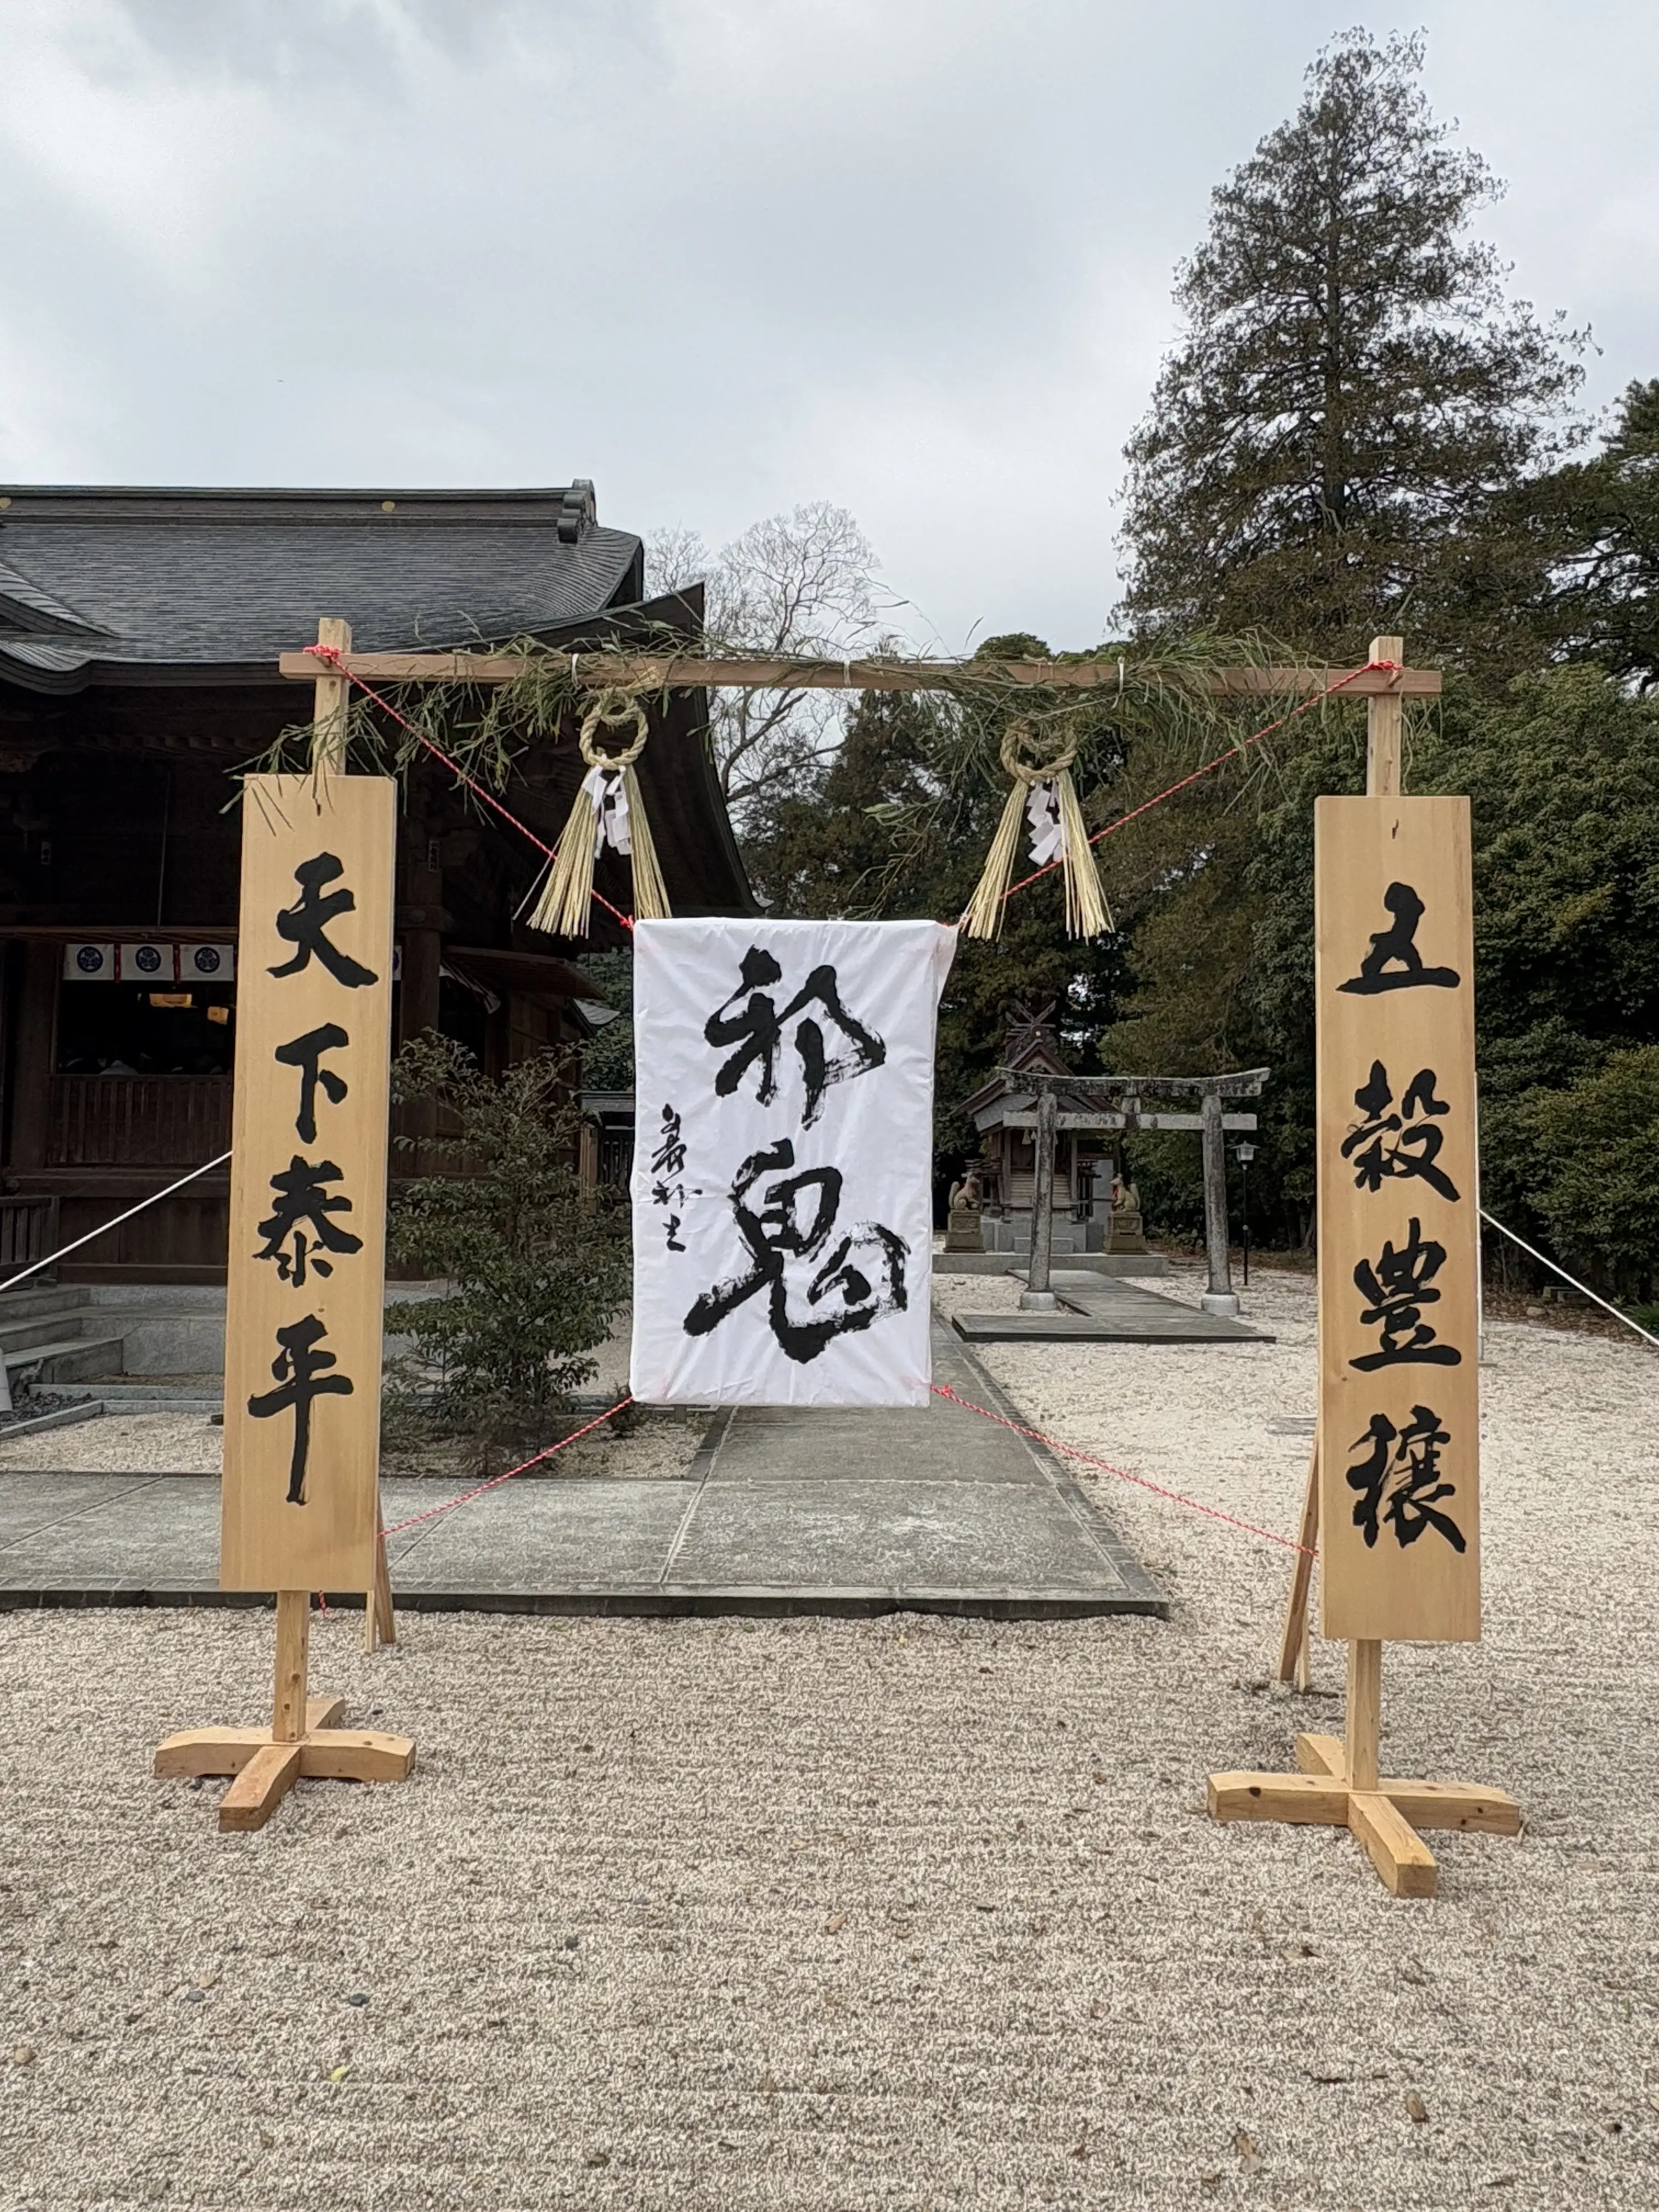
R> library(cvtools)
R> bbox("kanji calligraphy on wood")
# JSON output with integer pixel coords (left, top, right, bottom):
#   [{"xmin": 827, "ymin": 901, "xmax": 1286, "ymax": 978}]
[
  {"xmin": 1316, "ymin": 797, "xmax": 1480, "ymax": 1642},
  {"xmin": 629, "ymin": 918, "xmax": 957, "ymax": 1407},
  {"xmin": 220, "ymin": 776, "xmax": 395, "ymax": 1592}
]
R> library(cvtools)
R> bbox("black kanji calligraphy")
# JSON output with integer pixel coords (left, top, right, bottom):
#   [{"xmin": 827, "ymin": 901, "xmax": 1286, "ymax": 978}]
[
  {"xmin": 274, "ymin": 1022, "xmax": 349, "ymax": 1142},
  {"xmin": 684, "ymin": 1137, "xmax": 907, "ymax": 1363},
  {"xmin": 247, "ymin": 1313, "xmax": 354, "ymax": 1505},
  {"xmin": 1350, "ymin": 1216, "xmax": 1463, "ymax": 1371},
  {"xmin": 269, "ymin": 854, "xmax": 379, "ymax": 989},
  {"xmin": 253, "ymin": 1156, "xmax": 362, "ymax": 1285},
  {"xmin": 1338, "ymin": 881, "xmax": 1461, "ymax": 995},
  {"xmin": 1341, "ymin": 1060, "xmax": 1460, "ymax": 1202},
  {"xmin": 650, "ymin": 1103, "xmax": 689, "ymax": 1252},
  {"xmin": 1346, "ymin": 1404, "xmax": 1466, "ymax": 1552},
  {"xmin": 704, "ymin": 946, "xmax": 885, "ymax": 1126}
]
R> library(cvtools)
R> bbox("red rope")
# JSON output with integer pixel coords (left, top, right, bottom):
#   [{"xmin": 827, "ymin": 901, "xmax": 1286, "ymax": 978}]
[
  {"xmin": 929, "ymin": 1380, "xmax": 1316, "ymax": 1557},
  {"xmin": 302, "ymin": 642, "xmax": 635, "ymax": 933},
  {"xmin": 998, "ymin": 658, "xmax": 1396, "ymax": 905},
  {"xmin": 381, "ymin": 1395, "xmax": 635, "ymax": 1538}
]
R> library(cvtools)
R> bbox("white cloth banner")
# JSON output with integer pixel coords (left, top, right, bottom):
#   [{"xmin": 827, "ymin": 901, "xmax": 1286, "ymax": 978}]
[{"xmin": 629, "ymin": 917, "xmax": 957, "ymax": 1407}]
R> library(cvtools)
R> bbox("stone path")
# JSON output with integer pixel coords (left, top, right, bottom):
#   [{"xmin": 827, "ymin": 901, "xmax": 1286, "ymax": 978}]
[
  {"xmin": 953, "ymin": 1269, "xmax": 1273, "ymax": 1344},
  {"xmin": 0, "ymin": 1323, "xmax": 1161, "ymax": 1621}
]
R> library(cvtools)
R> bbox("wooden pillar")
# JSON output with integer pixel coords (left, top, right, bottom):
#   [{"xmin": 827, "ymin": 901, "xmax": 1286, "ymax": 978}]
[
  {"xmin": 391, "ymin": 812, "xmax": 444, "ymax": 1173},
  {"xmin": 8, "ymin": 940, "xmax": 58, "ymax": 1170},
  {"xmin": 1367, "ymin": 634, "xmax": 1404, "ymax": 795},
  {"xmin": 1199, "ymin": 1086, "xmax": 1237, "ymax": 1314},
  {"xmin": 1276, "ymin": 634, "xmax": 1408, "ymax": 1689},
  {"xmin": 1334, "ymin": 634, "xmax": 1406, "ymax": 1759},
  {"xmin": 1020, "ymin": 1088, "xmax": 1059, "ymax": 1310},
  {"xmin": 273, "ymin": 1589, "xmax": 310, "ymax": 1742},
  {"xmin": 311, "ymin": 616, "xmax": 352, "ymax": 772},
  {"xmin": 1344, "ymin": 1633, "xmax": 1382, "ymax": 1793}
]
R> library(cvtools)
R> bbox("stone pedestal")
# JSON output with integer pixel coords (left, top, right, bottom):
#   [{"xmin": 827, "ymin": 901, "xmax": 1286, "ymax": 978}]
[
  {"xmin": 945, "ymin": 1203, "xmax": 984, "ymax": 1254},
  {"xmin": 1106, "ymin": 1209, "xmax": 1148, "ymax": 1255}
]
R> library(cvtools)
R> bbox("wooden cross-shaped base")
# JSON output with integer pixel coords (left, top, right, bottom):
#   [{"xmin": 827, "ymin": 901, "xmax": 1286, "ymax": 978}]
[
  {"xmin": 1206, "ymin": 1643, "xmax": 1520, "ymax": 1897},
  {"xmin": 154, "ymin": 1590, "xmax": 414, "ymax": 1833}
]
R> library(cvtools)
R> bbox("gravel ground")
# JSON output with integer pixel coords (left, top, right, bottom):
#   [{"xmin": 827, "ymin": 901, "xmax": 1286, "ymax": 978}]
[
  {"xmin": 0, "ymin": 1310, "xmax": 699, "ymax": 1483},
  {"xmin": 2, "ymin": 1265, "xmax": 1656, "ymax": 2209},
  {"xmin": 0, "ymin": 1412, "xmax": 224, "ymax": 1475}
]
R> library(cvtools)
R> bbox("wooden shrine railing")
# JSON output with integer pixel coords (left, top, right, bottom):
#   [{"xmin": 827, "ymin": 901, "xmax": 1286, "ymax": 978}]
[
  {"xmin": 0, "ymin": 1194, "xmax": 59, "ymax": 1279},
  {"xmin": 48, "ymin": 1075, "xmax": 233, "ymax": 1167}
]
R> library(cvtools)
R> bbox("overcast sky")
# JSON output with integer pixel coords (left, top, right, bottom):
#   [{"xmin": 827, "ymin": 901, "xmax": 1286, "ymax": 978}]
[{"xmin": 3, "ymin": 1, "xmax": 1656, "ymax": 650}]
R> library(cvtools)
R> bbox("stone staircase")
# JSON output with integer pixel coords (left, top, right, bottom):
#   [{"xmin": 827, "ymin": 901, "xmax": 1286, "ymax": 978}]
[{"xmin": 0, "ymin": 1283, "xmax": 131, "ymax": 1394}]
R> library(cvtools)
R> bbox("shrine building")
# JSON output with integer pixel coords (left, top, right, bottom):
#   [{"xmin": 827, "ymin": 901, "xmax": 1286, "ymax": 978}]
[{"xmin": 0, "ymin": 483, "xmax": 750, "ymax": 1285}]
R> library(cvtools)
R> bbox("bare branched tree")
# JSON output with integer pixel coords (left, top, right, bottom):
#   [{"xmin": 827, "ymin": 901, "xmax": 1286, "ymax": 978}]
[{"xmin": 647, "ymin": 503, "xmax": 885, "ymax": 816}]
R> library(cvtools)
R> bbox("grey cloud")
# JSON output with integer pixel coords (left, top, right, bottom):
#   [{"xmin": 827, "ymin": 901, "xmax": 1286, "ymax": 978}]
[{"xmin": 0, "ymin": 1, "xmax": 1652, "ymax": 650}]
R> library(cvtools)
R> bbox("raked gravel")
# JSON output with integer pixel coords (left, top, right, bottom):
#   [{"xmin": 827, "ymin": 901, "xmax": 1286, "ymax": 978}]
[{"xmin": 2, "ymin": 1263, "xmax": 1656, "ymax": 2209}]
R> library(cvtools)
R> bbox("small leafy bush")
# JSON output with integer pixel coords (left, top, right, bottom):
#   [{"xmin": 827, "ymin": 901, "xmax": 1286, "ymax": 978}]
[{"xmin": 385, "ymin": 1032, "xmax": 628, "ymax": 1451}]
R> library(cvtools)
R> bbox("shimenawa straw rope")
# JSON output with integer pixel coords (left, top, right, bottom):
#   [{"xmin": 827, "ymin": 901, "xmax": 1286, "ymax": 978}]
[
  {"xmin": 961, "ymin": 720, "xmax": 1110, "ymax": 940},
  {"xmin": 528, "ymin": 687, "xmax": 671, "ymax": 938}
]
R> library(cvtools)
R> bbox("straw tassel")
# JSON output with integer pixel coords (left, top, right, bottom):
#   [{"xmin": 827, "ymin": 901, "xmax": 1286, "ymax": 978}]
[
  {"xmin": 528, "ymin": 687, "xmax": 672, "ymax": 937},
  {"xmin": 961, "ymin": 721, "xmax": 1111, "ymax": 941}
]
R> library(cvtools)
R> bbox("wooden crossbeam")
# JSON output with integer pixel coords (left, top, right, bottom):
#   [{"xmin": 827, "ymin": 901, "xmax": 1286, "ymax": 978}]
[
  {"xmin": 997, "ymin": 1066, "xmax": 1271, "ymax": 1098},
  {"xmin": 996, "ymin": 1110, "xmax": 1258, "ymax": 1131},
  {"xmin": 275, "ymin": 648, "xmax": 1441, "ymax": 697},
  {"xmin": 1207, "ymin": 1730, "xmax": 1520, "ymax": 1899}
]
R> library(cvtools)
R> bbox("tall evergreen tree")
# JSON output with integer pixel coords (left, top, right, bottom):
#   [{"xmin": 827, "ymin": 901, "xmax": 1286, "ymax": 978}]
[
  {"xmin": 1516, "ymin": 378, "xmax": 1659, "ymax": 690},
  {"xmin": 1118, "ymin": 29, "xmax": 1585, "ymax": 667}
]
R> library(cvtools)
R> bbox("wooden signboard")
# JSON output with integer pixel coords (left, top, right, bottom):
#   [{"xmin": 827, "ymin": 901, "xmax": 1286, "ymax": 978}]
[
  {"xmin": 1315, "ymin": 795, "xmax": 1480, "ymax": 1643},
  {"xmin": 220, "ymin": 773, "xmax": 395, "ymax": 1594}
]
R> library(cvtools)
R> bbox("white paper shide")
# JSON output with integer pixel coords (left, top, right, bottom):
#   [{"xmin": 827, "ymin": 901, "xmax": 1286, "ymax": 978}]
[{"xmin": 629, "ymin": 917, "xmax": 956, "ymax": 1407}]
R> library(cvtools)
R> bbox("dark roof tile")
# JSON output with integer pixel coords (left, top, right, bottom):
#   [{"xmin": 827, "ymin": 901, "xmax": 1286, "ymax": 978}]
[{"xmin": 0, "ymin": 484, "xmax": 641, "ymax": 689}]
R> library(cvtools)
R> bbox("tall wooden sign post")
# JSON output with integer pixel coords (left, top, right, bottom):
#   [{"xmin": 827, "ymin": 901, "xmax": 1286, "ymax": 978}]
[
  {"xmin": 1207, "ymin": 640, "xmax": 1519, "ymax": 1894},
  {"xmin": 155, "ymin": 620, "xmax": 415, "ymax": 1832}
]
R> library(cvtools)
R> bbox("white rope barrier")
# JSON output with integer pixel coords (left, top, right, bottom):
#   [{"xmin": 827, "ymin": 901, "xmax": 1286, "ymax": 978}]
[
  {"xmin": 1481, "ymin": 1207, "xmax": 1659, "ymax": 1351},
  {"xmin": 0, "ymin": 1151, "xmax": 233, "ymax": 1298}
]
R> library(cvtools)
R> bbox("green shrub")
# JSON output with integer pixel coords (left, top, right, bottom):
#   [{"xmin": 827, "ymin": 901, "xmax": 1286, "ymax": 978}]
[
  {"xmin": 1515, "ymin": 1046, "xmax": 1659, "ymax": 1298},
  {"xmin": 385, "ymin": 1032, "xmax": 628, "ymax": 1451}
]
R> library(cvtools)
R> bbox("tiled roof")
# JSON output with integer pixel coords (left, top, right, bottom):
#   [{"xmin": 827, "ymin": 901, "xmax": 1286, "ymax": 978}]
[{"xmin": 0, "ymin": 485, "xmax": 642, "ymax": 690}]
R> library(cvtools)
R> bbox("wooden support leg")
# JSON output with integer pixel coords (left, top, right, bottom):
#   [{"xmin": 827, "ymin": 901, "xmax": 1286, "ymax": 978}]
[
  {"xmin": 155, "ymin": 1591, "xmax": 415, "ymax": 1833},
  {"xmin": 365, "ymin": 1517, "xmax": 396, "ymax": 1654},
  {"xmin": 1348, "ymin": 1789, "xmax": 1438, "ymax": 1898},
  {"xmin": 218, "ymin": 1742, "xmax": 303, "ymax": 1832},
  {"xmin": 1274, "ymin": 1437, "xmax": 1319, "ymax": 1689},
  {"xmin": 1208, "ymin": 1634, "xmax": 1518, "ymax": 1894}
]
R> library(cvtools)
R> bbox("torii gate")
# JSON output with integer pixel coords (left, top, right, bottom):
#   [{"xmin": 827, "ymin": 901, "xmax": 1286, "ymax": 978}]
[{"xmin": 996, "ymin": 1065, "xmax": 1268, "ymax": 1314}]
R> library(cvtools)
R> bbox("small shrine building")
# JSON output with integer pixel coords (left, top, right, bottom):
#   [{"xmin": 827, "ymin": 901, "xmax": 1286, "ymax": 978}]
[{"xmin": 956, "ymin": 1009, "xmax": 1148, "ymax": 1258}]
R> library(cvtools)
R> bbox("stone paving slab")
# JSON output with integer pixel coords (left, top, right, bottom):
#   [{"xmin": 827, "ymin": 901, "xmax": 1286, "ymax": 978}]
[
  {"xmin": 0, "ymin": 1325, "xmax": 1161, "ymax": 1620},
  {"xmin": 953, "ymin": 1272, "xmax": 1273, "ymax": 1345},
  {"xmin": 666, "ymin": 1475, "xmax": 1128, "ymax": 1596},
  {"xmin": 933, "ymin": 1250, "xmax": 1170, "ymax": 1277},
  {"xmin": 387, "ymin": 1481, "xmax": 694, "ymax": 1593}
]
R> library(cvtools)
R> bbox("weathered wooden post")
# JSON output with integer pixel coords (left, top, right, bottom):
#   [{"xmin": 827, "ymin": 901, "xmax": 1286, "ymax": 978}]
[
  {"xmin": 1199, "ymin": 1082, "xmax": 1238, "ymax": 1316},
  {"xmin": 1020, "ymin": 1087, "xmax": 1060, "ymax": 1311}
]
